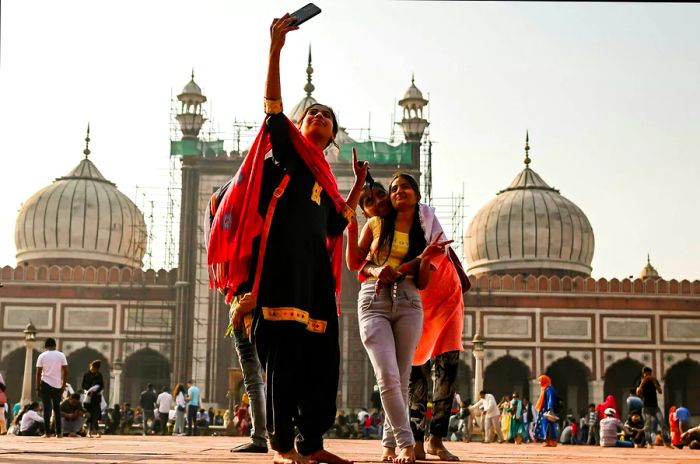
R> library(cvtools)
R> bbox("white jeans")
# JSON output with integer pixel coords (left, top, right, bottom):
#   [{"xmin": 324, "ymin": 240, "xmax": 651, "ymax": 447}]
[
  {"xmin": 484, "ymin": 415, "xmax": 504, "ymax": 443},
  {"xmin": 358, "ymin": 279, "xmax": 423, "ymax": 450}
]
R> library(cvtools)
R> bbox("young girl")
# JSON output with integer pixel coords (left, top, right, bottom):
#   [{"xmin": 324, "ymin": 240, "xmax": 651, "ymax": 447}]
[{"xmin": 349, "ymin": 174, "xmax": 448, "ymax": 464}]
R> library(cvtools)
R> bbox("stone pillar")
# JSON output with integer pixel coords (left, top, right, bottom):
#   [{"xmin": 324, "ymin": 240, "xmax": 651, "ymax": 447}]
[
  {"xmin": 110, "ymin": 359, "xmax": 123, "ymax": 406},
  {"xmin": 657, "ymin": 380, "xmax": 666, "ymax": 414},
  {"xmin": 21, "ymin": 322, "xmax": 37, "ymax": 405},
  {"xmin": 20, "ymin": 340, "xmax": 35, "ymax": 405},
  {"xmin": 472, "ymin": 333, "xmax": 485, "ymax": 402},
  {"xmin": 589, "ymin": 380, "xmax": 604, "ymax": 405},
  {"xmin": 530, "ymin": 379, "xmax": 541, "ymax": 403}
]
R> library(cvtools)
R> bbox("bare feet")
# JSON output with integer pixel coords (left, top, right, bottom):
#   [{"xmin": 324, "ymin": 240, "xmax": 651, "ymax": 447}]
[
  {"xmin": 304, "ymin": 449, "xmax": 352, "ymax": 464},
  {"xmin": 394, "ymin": 446, "xmax": 415, "ymax": 464},
  {"xmin": 273, "ymin": 449, "xmax": 317, "ymax": 464},
  {"xmin": 426, "ymin": 435, "xmax": 459, "ymax": 461},
  {"xmin": 413, "ymin": 441, "xmax": 426, "ymax": 461},
  {"xmin": 381, "ymin": 447, "xmax": 397, "ymax": 462}
]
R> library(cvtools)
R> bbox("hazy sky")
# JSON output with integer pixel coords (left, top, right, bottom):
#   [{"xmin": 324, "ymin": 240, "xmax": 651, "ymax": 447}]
[{"xmin": 1, "ymin": 1, "xmax": 698, "ymax": 279}]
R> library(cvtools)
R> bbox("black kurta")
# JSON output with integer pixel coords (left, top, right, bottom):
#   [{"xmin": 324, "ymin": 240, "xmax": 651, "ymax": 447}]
[{"xmin": 251, "ymin": 113, "xmax": 347, "ymax": 455}]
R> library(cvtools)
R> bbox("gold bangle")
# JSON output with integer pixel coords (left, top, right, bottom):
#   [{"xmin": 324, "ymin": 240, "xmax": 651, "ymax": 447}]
[{"xmin": 264, "ymin": 97, "xmax": 283, "ymax": 115}]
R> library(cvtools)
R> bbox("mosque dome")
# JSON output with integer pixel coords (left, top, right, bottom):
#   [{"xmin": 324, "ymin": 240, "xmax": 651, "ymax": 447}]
[
  {"xmin": 640, "ymin": 255, "xmax": 660, "ymax": 279},
  {"xmin": 464, "ymin": 135, "xmax": 595, "ymax": 277},
  {"xmin": 402, "ymin": 80, "xmax": 425, "ymax": 101},
  {"xmin": 14, "ymin": 131, "xmax": 147, "ymax": 268},
  {"xmin": 181, "ymin": 77, "xmax": 203, "ymax": 96}
]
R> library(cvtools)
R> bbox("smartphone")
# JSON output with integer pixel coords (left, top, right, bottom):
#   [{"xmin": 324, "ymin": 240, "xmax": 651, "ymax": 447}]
[{"xmin": 289, "ymin": 3, "xmax": 321, "ymax": 26}]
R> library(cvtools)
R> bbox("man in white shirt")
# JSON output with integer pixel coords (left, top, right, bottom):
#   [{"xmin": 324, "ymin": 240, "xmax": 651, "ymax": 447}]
[
  {"xmin": 35, "ymin": 338, "xmax": 68, "ymax": 438},
  {"xmin": 471, "ymin": 390, "xmax": 503, "ymax": 443},
  {"xmin": 156, "ymin": 386, "xmax": 173, "ymax": 435}
]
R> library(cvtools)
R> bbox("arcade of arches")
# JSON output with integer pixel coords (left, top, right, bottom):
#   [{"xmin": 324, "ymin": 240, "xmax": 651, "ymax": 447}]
[
  {"xmin": 476, "ymin": 355, "xmax": 698, "ymax": 419},
  {"xmin": 0, "ymin": 347, "xmax": 171, "ymax": 407}
]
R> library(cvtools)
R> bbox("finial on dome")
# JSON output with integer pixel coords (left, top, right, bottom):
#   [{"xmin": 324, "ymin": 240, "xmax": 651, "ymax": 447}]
[
  {"xmin": 304, "ymin": 44, "xmax": 315, "ymax": 97},
  {"xmin": 191, "ymin": 68, "xmax": 195, "ymax": 80},
  {"xmin": 411, "ymin": 73, "xmax": 415, "ymax": 86},
  {"xmin": 524, "ymin": 130, "xmax": 531, "ymax": 167},
  {"xmin": 83, "ymin": 123, "xmax": 91, "ymax": 159},
  {"xmin": 640, "ymin": 253, "xmax": 660, "ymax": 279}
]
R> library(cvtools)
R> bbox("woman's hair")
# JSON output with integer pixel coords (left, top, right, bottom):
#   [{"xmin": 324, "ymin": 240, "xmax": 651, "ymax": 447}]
[
  {"xmin": 13, "ymin": 403, "xmax": 33, "ymax": 425},
  {"xmin": 296, "ymin": 103, "xmax": 339, "ymax": 149},
  {"xmin": 375, "ymin": 173, "xmax": 425, "ymax": 265},
  {"xmin": 358, "ymin": 182, "xmax": 387, "ymax": 213},
  {"xmin": 173, "ymin": 383, "xmax": 185, "ymax": 397},
  {"xmin": 90, "ymin": 360, "xmax": 101, "ymax": 370}
]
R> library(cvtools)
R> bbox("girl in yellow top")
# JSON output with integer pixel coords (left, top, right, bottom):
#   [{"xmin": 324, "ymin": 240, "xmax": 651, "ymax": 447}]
[{"xmin": 347, "ymin": 173, "xmax": 449, "ymax": 464}]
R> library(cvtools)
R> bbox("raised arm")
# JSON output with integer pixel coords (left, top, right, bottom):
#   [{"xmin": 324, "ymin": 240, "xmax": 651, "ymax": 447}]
[
  {"xmin": 346, "ymin": 221, "xmax": 373, "ymax": 271},
  {"xmin": 265, "ymin": 14, "xmax": 298, "ymax": 112}
]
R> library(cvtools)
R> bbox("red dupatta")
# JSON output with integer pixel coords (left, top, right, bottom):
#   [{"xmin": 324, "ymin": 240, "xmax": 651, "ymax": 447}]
[{"xmin": 207, "ymin": 114, "xmax": 347, "ymax": 306}]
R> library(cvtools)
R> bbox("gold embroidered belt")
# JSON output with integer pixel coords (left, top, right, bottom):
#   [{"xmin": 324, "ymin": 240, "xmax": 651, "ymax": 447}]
[{"xmin": 261, "ymin": 307, "xmax": 328, "ymax": 333}]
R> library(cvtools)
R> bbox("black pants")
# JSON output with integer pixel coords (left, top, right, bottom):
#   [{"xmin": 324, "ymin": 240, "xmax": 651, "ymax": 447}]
[
  {"xmin": 256, "ymin": 318, "xmax": 339, "ymax": 455},
  {"xmin": 86, "ymin": 397, "xmax": 101, "ymax": 432},
  {"xmin": 409, "ymin": 350, "xmax": 460, "ymax": 441},
  {"xmin": 186, "ymin": 405, "xmax": 198, "ymax": 435},
  {"xmin": 40, "ymin": 381, "xmax": 62, "ymax": 435},
  {"xmin": 159, "ymin": 412, "xmax": 170, "ymax": 435},
  {"xmin": 20, "ymin": 421, "xmax": 45, "ymax": 436}
]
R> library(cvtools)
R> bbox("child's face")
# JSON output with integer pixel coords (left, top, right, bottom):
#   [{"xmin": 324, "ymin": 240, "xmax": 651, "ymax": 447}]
[
  {"xmin": 362, "ymin": 187, "xmax": 390, "ymax": 218},
  {"xmin": 631, "ymin": 414, "xmax": 640, "ymax": 421}
]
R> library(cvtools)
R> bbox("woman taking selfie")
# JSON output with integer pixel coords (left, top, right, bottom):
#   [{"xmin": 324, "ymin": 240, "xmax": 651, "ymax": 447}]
[{"xmin": 208, "ymin": 12, "xmax": 368, "ymax": 464}]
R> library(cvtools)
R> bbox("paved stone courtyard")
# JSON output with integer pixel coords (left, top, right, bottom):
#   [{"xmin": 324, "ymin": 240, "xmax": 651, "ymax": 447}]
[{"xmin": 1, "ymin": 436, "xmax": 699, "ymax": 464}]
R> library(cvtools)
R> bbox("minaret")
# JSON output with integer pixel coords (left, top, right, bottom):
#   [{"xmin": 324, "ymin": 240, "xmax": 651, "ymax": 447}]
[
  {"xmin": 640, "ymin": 254, "xmax": 661, "ymax": 279},
  {"xmin": 399, "ymin": 74, "xmax": 429, "ymax": 142},
  {"xmin": 398, "ymin": 75, "xmax": 429, "ymax": 167},
  {"xmin": 289, "ymin": 46, "xmax": 318, "ymax": 124},
  {"xmin": 176, "ymin": 70, "xmax": 207, "ymax": 139}
]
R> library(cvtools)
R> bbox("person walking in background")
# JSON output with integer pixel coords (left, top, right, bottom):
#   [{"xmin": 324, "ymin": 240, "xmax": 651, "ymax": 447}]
[
  {"xmin": 534, "ymin": 374, "xmax": 559, "ymax": 447},
  {"xmin": 521, "ymin": 398, "xmax": 535, "ymax": 443},
  {"xmin": 172, "ymin": 384, "xmax": 187, "ymax": 436},
  {"xmin": 140, "ymin": 384, "xmax": 157, "ymax": 436},
  {"xmin": 509, "ymin": 392, "xmax": 526, "ymax": 444},
  {"xmin": 584, "ymin": 403, "xmax": 599, "ymax": 445},
  {"xmin": 81, "ymin": 360, "xmax": 104, "ymax": 438},
  {"xmin": 185, "ymin": 380, "xmax": 200, "ymax": 436},
  {"xmin": 472, "ymin": 391, "xmax": 503, "ymax": 443},
  {"xmin": 636, "ymin": 366, "xmax": 671, "ymax": 447},
  {"xmin": 156, "ymin": 386, "xmax": 173, "ymax": 435},
  {"xmin": 35, "ymin": 337, "xmax": 67, "ymax": 438}
]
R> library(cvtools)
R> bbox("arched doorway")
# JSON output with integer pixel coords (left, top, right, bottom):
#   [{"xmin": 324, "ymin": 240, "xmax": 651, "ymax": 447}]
[
  {"xmin": 664, "ymin": 359, "xmax": 700, "ymax": 414},
  {"xmin": 123, "ymin": 348, "xmax": 170, "ymax": 405},
  {"xmin": 455, "ymin": 360, "xmax": 473, "ymax": 404},
  {"xmin": 484, "ymin": 355, "xmax": 530, "ymax": 402},
  {"xmin": 603, "ymin": 357, "xmax": 644, "ymax": 417},
  {"xmin": 545, "ymin": 356, "xmax": 590, "ymax": 418},
  {"xmin": 0, "ymin": 348, "xmax": 40, "ymax": 409},
  {"xmin": 0, "ymin": 348, "xmax": 40, "ymax": 407},
  {"xmin": 66, "ymin": 347, "xmax": 110, "ymax": 399}
]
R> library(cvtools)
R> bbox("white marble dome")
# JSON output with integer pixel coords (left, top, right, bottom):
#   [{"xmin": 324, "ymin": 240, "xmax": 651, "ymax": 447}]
[
  {"xmin": 465, "ymin": 158, "xmax": 594, "ymax": 277},
  {"xmin": 15, "ymin": 157, "xmax": 147, "ymax": 267}
]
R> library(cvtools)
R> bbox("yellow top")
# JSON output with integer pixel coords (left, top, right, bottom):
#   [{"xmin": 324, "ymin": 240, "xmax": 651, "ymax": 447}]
[{"xmin": 367, "ymin": 217, "xmax": 410, "ymax": 274}]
